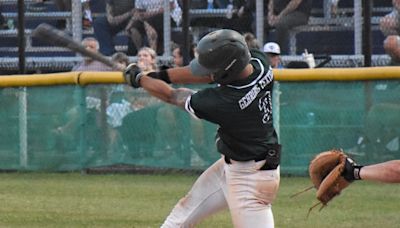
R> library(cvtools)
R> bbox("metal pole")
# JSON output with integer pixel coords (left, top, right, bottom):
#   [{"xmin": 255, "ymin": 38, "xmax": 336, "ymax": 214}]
[
  {"xmin": 163, "ymin": 0, "xmax": 171, "ymax": 57},
  {"xmin": 354, "ymin": 0, "xmax": 362, "ymax": 55},
  {"xmin": 362, "ymin": 0, "xmax": 372, "ymax": 67},
  {"xmin": 324, "ymin": 0, "xmax": 331, "ymax": 18},
  {"xmin": 17, "ymin": 0, "xmax": 28, "ymax": 169},
  {"xmin": 71, "ymin": 0, "xmax": 82, "ymax": 42},
  {"xmin": 17, "ymin": 0, "xmax": 25, "ymax": 74},
  {"xmin": 182, "ymin": 0, "xmax": 191, "ymax": 65},
  {"xmin": 255, "ymin": 0, "xmax": 264, "ymax": 46},
  {"xmin": 77, "ymin": 87, "xmax": 87, "ymax": 170},
  {"xmin": 362, "ymin": 0, "xmax": 373, "ymax": 115},
  {"xmin": 19, "ymin": 87, "xmax": 28, "ymax": 168}
]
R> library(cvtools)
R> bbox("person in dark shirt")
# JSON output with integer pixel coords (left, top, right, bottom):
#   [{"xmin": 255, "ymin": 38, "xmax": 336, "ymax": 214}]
[
  {"xmin": 267, "ymin": 0, "xmax": 312, "ymax": 54},
  {"xmin": 384, "ymin": 35, "xmax": 400, "ymax": 66},
  {"xmin": 380, "ymin": 0, "xmax": 400, "ymax": 36},
  {"xmin": 124, "ymin": 29, "xmax": 281, "ymax": 227},
  {"xmin": 0, "ymin": 10, "xmax": 6, "ymax": 30},
  {"xmin": 92, "ymin": 0, "xmax": 137, "ymax": 55}
]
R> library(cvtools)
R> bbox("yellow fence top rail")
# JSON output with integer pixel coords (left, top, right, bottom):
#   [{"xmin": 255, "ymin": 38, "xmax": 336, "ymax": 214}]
[{"xmin": 1, "ymin": 67, "xmax": 400, "ymax": 87}]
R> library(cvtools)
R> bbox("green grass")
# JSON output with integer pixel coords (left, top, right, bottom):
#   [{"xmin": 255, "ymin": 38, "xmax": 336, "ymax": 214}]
[{"xmin": 0, "ymin": 172, "xmax": 399, "ymax": 228}]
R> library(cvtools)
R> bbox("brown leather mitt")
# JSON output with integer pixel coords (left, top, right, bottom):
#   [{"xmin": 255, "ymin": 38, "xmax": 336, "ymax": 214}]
[{"xmin": 309, "ymin": 149, "xmax": 351, "ymax": 206}]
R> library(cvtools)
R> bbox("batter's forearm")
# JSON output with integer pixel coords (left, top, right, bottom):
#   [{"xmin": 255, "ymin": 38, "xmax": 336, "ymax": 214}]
[
  {"xmin": 167, "ymin": 66, "xmax": 213, "ymax": 84},
  {"xmin": 140, "ymin": 76, "xmax": 174, "ymax": 104},
  {"xmin": 140, "ymin": 75, "xmax": 193, "ymax": 108}
]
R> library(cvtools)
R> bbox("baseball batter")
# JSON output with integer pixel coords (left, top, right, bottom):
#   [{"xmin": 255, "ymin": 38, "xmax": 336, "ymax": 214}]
[{"xmin": 124, "ymin": 29, "xmax": 281, "ymax": 227}]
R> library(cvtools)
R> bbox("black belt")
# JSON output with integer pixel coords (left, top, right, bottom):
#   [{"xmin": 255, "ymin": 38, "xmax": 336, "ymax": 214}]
[
  {"xmin": 224, "ymin": 155, "xmax": 265, "ymax": 164},
  {"xmin": 224, "ymin": 144, "xmax": 281, "ymax": 170}
]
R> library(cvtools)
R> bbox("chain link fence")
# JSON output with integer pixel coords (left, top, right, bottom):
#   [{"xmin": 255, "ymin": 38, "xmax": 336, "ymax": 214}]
[{"xmin": 1, "ymin": 80, "xmax": 400, "ymax": 174}]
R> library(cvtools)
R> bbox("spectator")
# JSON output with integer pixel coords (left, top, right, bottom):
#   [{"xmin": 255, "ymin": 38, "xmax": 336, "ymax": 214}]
[
  {"xmin": 329, "ymin": 0, "xmax": 340, "ymax": 17},
  {"xmin": 81, "ymin": 0, "xmax": 93, "ymax": 29},
  {"xmin": 384, "ymin": 35, "xmax": 400, "ymax": 66},
  {"xmin": 106, "ymin": 52, "xmax": 134, "ymax": 154},
  {"xmin": 125, "ymin": 18, "xmax": 158, "ymax": 54},
  {"xmin": 380, "ymin": 0, "xmax": 400, "ymax": 36},
  {"xmin": 52, "ymin": 0, "xmax": 72, "ymax": 29},
  {"xmin": 135, "ymin": 46, "xmax": 185, "ymax": 159},
  {"xmin": 57, "ymin": 47, "xmax": 126, "ymax": 156},
  {"xmin": 171, "ymin": 44, "xmax": 184, "ymax": 67},
  {"xmin": 111, "ymin": 51, "xmax": 130, "ymax": 68},
  {"xmin": 170, "ymin": 41, "xmax": 199, "ymax": 67},
  {"xmin": 92, "ymin": 0, "xmax": 137, "ymax": 56},
  {"xmin": 70, "ymin": 37, "xmax": 114, "ymax": 123},
  {"xmin": 127, "ymin": 0, "xmax": 182, "ymax": 55},
  {"xmin": 267, "ymin": 0, "xmax": 312, "ymax": 54},
  {"xmin": 71, "ymin": 37, "xmax": 113, "ymax": 147},
  {"xmin": 125, "ymin": 0, "xmax": 178, "ymax": 55},
  {"xmin": 263, "ymin": 42, "xmax": 282, "ymax": 68},
  {"xmin": 223, "ymin": 0, "xmax": 254, "ymax": 34},
  {"xmin": 0, "ymin": 10, "xmax": 7, "ymax": 30},
  {"xmin": 190, "ymin": 43, "xmax": 199, "ymax": 60},
  {"xmin": 109, "ymin": 51, "xmax": 131, "ymax": 107},
  {"xmin": 72, "ymin": 37, "xmax": 113, "ymax": 72},
  {"xmin": 243, "ymin": 32, "xmax": 260, "ymax": 49},
  {"xmin": 136, "ymin": 46, "xmax": 158, "ymax": 72},
  {"xmin": 35, "ymin": 0, "xmax": 91, "ymax": 30},
  {"xmin": 171, "ymin": 0, "xmax": 183, "ymax": 26},
  {"xmin": 115, "ymin": 47, "xmax": 163, "ymax": 159}
]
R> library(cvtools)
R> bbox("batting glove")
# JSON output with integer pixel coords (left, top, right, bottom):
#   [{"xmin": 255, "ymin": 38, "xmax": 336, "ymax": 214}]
[{"xmin": 124, "ymin": 63, "xmax": 143, "ymax": 88}]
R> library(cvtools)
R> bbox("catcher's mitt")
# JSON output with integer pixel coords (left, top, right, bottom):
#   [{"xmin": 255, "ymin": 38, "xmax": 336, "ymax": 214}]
[
  {"xmin": 309, "ymin": 149, "xmax": 350, "ymax": 207},
  {"xmin": 291, "ymin": 149, "xmax": 363, "ymax": 216}
]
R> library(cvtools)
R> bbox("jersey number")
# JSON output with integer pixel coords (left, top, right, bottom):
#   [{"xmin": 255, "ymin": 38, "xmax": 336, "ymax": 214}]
[{"xmin": 258, "ymin": 91, "xmax": 272, "ymax": 124}]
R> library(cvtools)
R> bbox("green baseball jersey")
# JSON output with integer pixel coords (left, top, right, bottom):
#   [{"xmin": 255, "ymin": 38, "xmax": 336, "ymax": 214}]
[{"xmin": 185, "ymin": 49, "xmax": 278, "ymax": 161}]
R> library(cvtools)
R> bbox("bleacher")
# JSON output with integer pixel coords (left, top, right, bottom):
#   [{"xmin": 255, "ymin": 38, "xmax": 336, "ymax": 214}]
[
  {"xmin": 0, "ymin": 0, "xmax": 99, "ymax": 56},
  {"xmin": 288, "ymin": 1, "xmax": 392, "ymax": 55},
  {"xmin": 0, "ymin": 0, "xmax": 393, "ymax": 74}
]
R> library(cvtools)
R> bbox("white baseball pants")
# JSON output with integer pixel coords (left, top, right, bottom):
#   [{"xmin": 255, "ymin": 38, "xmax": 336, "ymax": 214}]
[{"xmin": 161, "ymin": 157, "xmax": 280, "ymax": 228}]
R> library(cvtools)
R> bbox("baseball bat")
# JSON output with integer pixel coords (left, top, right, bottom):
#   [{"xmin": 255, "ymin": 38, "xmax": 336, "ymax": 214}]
[{"xmin": 32, "ymin": 23, "xmax": 121, "ymax": 70}]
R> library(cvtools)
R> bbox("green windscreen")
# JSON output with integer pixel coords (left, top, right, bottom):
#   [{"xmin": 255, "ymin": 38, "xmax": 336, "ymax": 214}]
[{"xmin": 1, "ymin": 81, "xmax": 399, "ymax": 175}]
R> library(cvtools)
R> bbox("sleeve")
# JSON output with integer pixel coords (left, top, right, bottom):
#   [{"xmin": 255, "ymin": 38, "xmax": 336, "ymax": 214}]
[
  {"xmin": 184, "ymin": 89, "xmax": 221, "ymax": 125},
  {"xmin": 184, "ymin": 95, "xmax": 201, "ymax": 119},
  {"xmin": 184, "ymin": 89, "xmax": 212, "ymax": 119}
]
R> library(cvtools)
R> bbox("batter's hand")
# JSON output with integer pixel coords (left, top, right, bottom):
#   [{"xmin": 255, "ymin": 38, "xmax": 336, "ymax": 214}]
[{"xmin": 124, "ymin": 63, "xmax": 143, "ymax": 88}]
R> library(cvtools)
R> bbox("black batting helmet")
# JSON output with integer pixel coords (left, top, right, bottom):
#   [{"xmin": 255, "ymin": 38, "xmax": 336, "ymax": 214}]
[{"xmin": 189, "ymin": 29, "xmax": 251, "ymax": 84}]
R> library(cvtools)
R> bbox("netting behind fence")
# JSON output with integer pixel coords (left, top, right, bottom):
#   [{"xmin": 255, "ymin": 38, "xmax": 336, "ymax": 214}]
[
  {"xmin": 276, "ymin": 80, "xmax": 400, "ymax": 174},
  {"xmin": 1, "ymin": 80, "xmax": 400, "ymax": 175}
]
